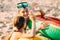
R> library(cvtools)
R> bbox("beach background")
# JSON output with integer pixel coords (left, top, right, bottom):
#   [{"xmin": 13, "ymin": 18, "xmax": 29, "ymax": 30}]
[{"xmin": 0, "ymin": 0, "xmax": 60, "ymax": 40}]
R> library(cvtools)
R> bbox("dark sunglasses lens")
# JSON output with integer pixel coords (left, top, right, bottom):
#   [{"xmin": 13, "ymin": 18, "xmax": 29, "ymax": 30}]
[
  {"xmin": 17, "ymin": 3, "xmax": 22, "ymax": 8},
  {"xmin": 22, "ymin": 2, "xmax": 28, "ymax": 8}
]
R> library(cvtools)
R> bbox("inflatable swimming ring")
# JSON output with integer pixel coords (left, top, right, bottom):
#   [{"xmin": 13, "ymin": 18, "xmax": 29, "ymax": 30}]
[{"xmin": 27, "ymin": 20, "xmax": 60, "ymax": 40}]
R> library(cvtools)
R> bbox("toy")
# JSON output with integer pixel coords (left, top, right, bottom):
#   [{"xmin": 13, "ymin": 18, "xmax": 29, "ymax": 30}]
[{"xmin": 17, "ymin": 2, "xmax": 28, "ymax": 8}]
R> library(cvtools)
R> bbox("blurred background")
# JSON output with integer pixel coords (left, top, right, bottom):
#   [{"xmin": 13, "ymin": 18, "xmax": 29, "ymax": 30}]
[{"xmin": 0, "ymin": 0, "xmax": 60, "ymax": 40}]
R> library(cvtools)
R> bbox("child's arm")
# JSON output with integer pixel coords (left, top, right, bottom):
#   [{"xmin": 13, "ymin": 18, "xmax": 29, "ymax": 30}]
[
  {"xmin": 36, "ymin": 21, "xmax": 48, "ymax": 32},
  {"xmin": 4, "ymin": 30, "xmax": 14, "ymax": 40},
  {"xmin": 10, "ymin": 32, "xmax": 19, "ymax": 40},
  {"xmin": 20, "ymin": 21, "xmax": 35, "ymax": 38}
]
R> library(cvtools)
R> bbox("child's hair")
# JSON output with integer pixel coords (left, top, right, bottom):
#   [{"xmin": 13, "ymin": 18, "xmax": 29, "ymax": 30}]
[
  {"xmin": 14, "ymin": 16, "xmax": 25, "ymax": 30},
  {"xmin": 39, "ymin": 10, "xmax": 45, "ymax": 18}
]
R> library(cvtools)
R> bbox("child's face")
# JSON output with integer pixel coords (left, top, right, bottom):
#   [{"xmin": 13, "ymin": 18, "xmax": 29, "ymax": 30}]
[{"xmin": 20, "ymin": 8, "xmax": 29, "ymax": 20}]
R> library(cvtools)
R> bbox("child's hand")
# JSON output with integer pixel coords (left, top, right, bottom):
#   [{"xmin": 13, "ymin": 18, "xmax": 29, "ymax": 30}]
[
  {"xmin": 29, "ymin": 10, "xmax": 35, "ymax": 21},
  {"xmin": 41, "ymin": 21, "xmax": 49, "ymax": 29},
  {"xmin": 37, "ymin": 21, "xmax": 48, "ymax": 30}
]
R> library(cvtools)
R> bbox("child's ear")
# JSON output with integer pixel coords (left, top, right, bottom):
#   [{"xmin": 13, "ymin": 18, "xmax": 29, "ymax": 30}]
[
  {"xmin": 18, "ymin": 9, "xmax": 21, "ymax": 14},
  {"xmin": 18, "ymin": 9, "xmax": 21, "ymax": 15}
]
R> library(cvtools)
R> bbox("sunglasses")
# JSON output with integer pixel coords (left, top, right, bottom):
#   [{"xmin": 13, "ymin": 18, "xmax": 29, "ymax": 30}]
[{"xmin": 17, "ymin": 2, "xmax": 28, "ymax": 8}]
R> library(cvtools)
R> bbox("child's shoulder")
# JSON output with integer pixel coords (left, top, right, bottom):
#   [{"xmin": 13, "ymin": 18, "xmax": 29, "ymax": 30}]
[
  {"xmin": 10, "ymin": 32, "xmax": 21, "ymax": 40},
  {"xmin": 12, "ymin": 32, "xmax": 21, "ymax": 36}
]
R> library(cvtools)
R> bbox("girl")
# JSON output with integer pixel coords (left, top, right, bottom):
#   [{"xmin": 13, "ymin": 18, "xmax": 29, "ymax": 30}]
[{"xmin": 5, "ymin": 8, "xmax": 41, "ymax": 40}]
